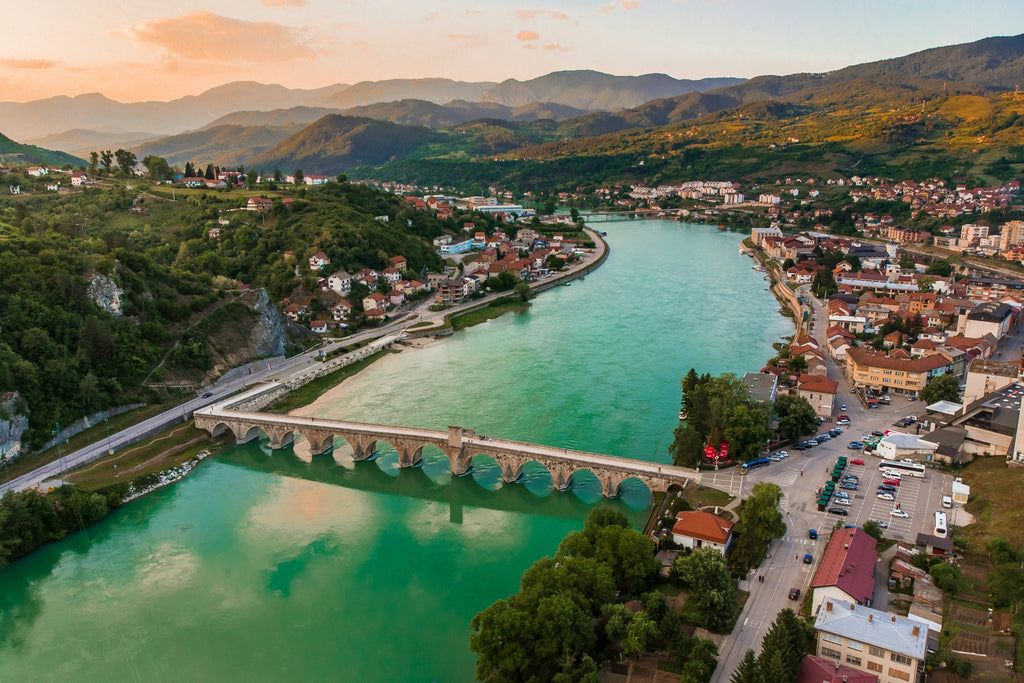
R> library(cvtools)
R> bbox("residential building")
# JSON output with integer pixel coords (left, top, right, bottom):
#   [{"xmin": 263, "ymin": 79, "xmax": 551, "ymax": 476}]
[
  {"xmin": 814, "ymin": 598, "xmax": 927, "ymax": 683},
  {"xmin": 325, "ymin": 271, "xmax": 352, "ymax": 294},
  {"xmin": 810, "ymin": 527, "xmax": 878, "ymax": 615},
  {"xmin": 960, "ymin": 223, "xmax": 989, "ymax": 244},
  {"xmin": 963, "ymin": 301, "xmax": 1014, "ymax": 340},
  {"xmin": 966, "ymin": 277, "xmax": 1024, "ymax": 303},
  {"xmin": 963, "ymin": 358, "xmax": 1021, "ymax": 405},
  {"xmin": 310, "ymin": 320, "xmax": 328, "ymax": 333},
  {"xmin": 751, "ymin": 226, "xmax": 783, "ymax": 248},
  {"xmin": 798, "ymin": 374, "xmax": 839, "ymax": 417},
  {"xmin": 309, "ymin": 252, "xmax": 331, "ymax": 271},
  {"xmin": 670, "ymin": 511, "xmax": 734, "ymax": 554},
  {"xmin": 999, "ymin": 220, "xmax": 1024, "ymax": 250},
  {"xmin": 331, "ymin": 300, "xmax": 352, "ymax": 321},
  {"xmin": 796, "ymin": 655, "xmax": 877, "ymax": 683},
  {"xmin": 439, "ymin": 238, "xmax": 475, "ymax": 255},
  {"xmin": 363, "ymin": 292, "xmax": 386, "ymax": 311},
  {"xmin": 246, "ymin": 197, "xmax": 273, "ymax": 212},
  {"xmin": 742, "ymin": 373, "xmax": 778, "ymax": 402},
  {"xmin": 844, "ymin": 348, "xmax": 953, "ymax": 396}
]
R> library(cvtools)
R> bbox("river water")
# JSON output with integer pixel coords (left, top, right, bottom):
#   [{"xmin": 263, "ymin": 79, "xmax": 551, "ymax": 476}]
[{"xmin": 0, "ymin": 221, "xmax": 791, "ymax": 681}]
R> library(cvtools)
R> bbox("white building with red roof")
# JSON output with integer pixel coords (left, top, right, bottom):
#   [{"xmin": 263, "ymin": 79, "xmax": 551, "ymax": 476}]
[
  {"xmin": 670, "ymin": 510, "xmax": 734, "ymax": 554},
  {"xmin": 810, "ymin": 527, "xmax": 878, "ymax": 615}
]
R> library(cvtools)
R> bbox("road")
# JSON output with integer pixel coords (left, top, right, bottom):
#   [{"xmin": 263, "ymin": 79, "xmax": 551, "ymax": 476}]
[
  {"xmin": 1, "ymin": 229, "xmax": 606, "ymax": 494},
  {"xmin": 712, "ymin": 282, "xmax": 964, "ymax": 681}
]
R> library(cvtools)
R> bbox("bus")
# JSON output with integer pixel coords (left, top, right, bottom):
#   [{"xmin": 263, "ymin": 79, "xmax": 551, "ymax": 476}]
[
  {"xmin": 934, "ymin": 511, "xmax": 948, "ymax": 538},
  {"xmin": 741, "ymin": 458, "xmax": 771, "ymax": 475},
  {"xmin": 877, "ymin": 459, "xmax": 926, "ymax": 478}
]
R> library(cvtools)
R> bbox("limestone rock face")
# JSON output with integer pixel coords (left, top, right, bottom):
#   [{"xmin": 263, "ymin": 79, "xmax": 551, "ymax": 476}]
[
  {"xmin": 0, "ymin": 392, "xmax": 29, "ymax": 462},
  {"xmin": 248, "ymin": 288, "xmax": 287, "ymax": 358},
  {"xmin": 87, "ymin": 273, "xmax": 123, "ymax": 318}
]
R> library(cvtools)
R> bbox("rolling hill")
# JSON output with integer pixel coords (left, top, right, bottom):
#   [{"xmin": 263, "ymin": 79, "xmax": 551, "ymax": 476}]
[
  {"xmin": 246, "ymin": 115, "xmax": 437, "ymax": 175},
  {"xmin": 0, "ymin": 131, "xmax": 84, "ymax": 166},
  {"xmin": 132, "ymin": 124, "xmax": 307, "ymax": 168}
]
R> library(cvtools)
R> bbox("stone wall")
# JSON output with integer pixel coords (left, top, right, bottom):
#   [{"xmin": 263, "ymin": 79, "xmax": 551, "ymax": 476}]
[
  {"xmin": 0, "ymin": 392, "xmax": 29, "ymax": 461},
  {"xmin": 40, "ymin": 403, "xmax": 145, "ymax": 452}
]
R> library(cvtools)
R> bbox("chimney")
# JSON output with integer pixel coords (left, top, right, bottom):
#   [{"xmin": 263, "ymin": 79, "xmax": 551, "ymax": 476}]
[
  {"xmin": 913, "ymin": 625, "xmax": 920, "ymax": 636},
  {"xmin": 849, "ymin": 602, "xmax": 855, "ymax": 611},
  {"xmin": 869, "ymin": 614, "xmax": 873, "ymax": 623},
  {"xmin": 843, "ymin": 677, "xmax": 848, "ymax": 682},
  {"xmin": 891, "ymin": 615, "xmax": 897, "ymax": 622},
  {"xmin": 826, "ymin": 602, "xmax": 833, "ymax": 612}
]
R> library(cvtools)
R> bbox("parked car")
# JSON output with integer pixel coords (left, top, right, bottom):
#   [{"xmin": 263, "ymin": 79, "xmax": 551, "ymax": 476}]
[
  {"xmin": 837, "ymin": 418, "xmax": 850, "ymax": 426},
  {"xmin": 869, "ymin": 519, "xmax": 889, "ymax": 529},
  {"xmin": 878, "ymin": 395, "xmax": 891, "ymax": 404},
  {"xmin": 774, "ymin": 451, "xmax": 789, "ymax": 458},
  {"xmin": 871, "ymin": 430, "xmax": 884, "ymax": 437},
  {"xmin": 883, "ymin": 478, "xmax": 901, "ymax": 486},
  {"xmin": 851, "ymin": 458, "xmax": 865, "ymax": 466},
  {"xmin": 839, "ymin": 483, "xmax": 858, "ymax": 491},
  {"xmin": 818, "ymin": 433, "xmax": 831, "ymax": 441},
  {"xmin": 834, "ymin": 491, "xmax": 850, "ymax": 500},
  {"xmin": 803, "ymin": 553, "xmax": 813, "ymax": 564},
  {"xmin": 890, "ymin": 508, "xmax": 910, "ymax": 518},
  {"xmin": 840, "ymin": 404, "xmax": 847, "ymax": 411},
  {"xmin": 876, "ymin": 492, "xmax": 895, "ymax": 501},
  {"xmin": 877, "ymin": 484, "xmax": 896, "ymax": 493},
  {"xmin": 904, "ymin": 416, "xmax": 917, "ymax": 424},
  {"xmin": 848, "ymin": 441, "xmax": 862, "ymax": 450},
  {"xmin": 793, "ymin": 443, "xmax": 807, "ymax": 450},
  {"xmin": 834, "ymin": 497, "xmax": 852, "ymax": 506},
  {"xmin": 827, "ymin": 507, "xmax": 849, "ymax": 516},
  {"xmin": 789, "ymin": 587, "xmax": 801, "ymax": 600}
]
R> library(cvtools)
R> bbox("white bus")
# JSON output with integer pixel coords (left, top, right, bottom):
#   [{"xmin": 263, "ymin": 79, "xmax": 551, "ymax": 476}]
[
  {"xmin": 877, "ymin": 459, "xmax": 926, "ymax": 478},
  {"xmin": 934, "ymin": 511, "xmax": 948, "ymax": 538}
]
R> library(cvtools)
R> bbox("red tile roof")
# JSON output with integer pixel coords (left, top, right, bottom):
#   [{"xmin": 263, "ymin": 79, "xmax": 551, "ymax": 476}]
[
  {"xmin": 671, "ymin": 511, "xmax": 734, "ymax": 545},
  {"xmin": 797, "ymin": 655, "xmax": 877, "ymax": 683},
  {"xmin": 811, "ymin": 528, "xmax": 878, "ymax": 605}
]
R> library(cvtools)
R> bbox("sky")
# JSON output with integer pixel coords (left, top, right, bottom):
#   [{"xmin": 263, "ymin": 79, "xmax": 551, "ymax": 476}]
[{"xmin": 3, "ymin": 0, "xmax": 1023, "ymax": 102}]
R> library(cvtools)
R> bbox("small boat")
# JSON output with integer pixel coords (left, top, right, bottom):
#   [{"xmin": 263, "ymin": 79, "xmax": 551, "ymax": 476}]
[
  {"xmin": 562, "ymin": 283, "xmax": 571, "ymax": 287},
  {"xmin": 679, "ymin": 409, "xmax": 687, "ymax": 420}
]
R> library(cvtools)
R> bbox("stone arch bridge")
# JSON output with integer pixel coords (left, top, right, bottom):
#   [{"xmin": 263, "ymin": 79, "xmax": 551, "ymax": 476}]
[{"xmin": 194, "ymin": 404, "xmax": 699, "ymax": 499}]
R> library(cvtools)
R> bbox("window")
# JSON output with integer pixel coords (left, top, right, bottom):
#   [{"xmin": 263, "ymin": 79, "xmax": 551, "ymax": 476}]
[
  {"xmin": 867, "ymin": 661, "xmax": 883, "ymax": 673},
  {"xmin": 891, "ymin": 653, "xmax": 913, "ymax": 666},
  {"xmin": 869, "ymin": 646, "xmax": 885, "ymax": 658},
  {"xmin": 823, "ymin": 633, "xmax": 843, "ymax": 645},
  {"xmin": 821, "ymin": 647, "xmax": 841, "ymax": 660},
  {"xmin": 888, "ymin": 667, "xmax": 911, "ymax": 681},
  {"xmin": 846, "ymin": 655, "xmax": 862, "ymax": 666},
  {"xmin": 847, "ymin": 640, "xmax": 863, "ymax": 652}
]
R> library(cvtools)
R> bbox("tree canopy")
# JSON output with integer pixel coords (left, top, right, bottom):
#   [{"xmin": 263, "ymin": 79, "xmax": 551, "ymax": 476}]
[{"xmin": 920, "ymin": 374, "xmax": 960, "ymax": 405}]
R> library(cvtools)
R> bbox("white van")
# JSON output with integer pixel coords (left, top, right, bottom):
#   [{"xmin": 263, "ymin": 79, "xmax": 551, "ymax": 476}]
[{"xmin": 942, "ymin": 495, "xmax": 952, "ymax": 509}]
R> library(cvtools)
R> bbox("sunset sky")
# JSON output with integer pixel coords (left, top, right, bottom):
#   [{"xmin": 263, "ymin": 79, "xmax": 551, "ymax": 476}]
[{"xmin": 3, "ymin": 0, "xmax": 1023, "ymax": 102}]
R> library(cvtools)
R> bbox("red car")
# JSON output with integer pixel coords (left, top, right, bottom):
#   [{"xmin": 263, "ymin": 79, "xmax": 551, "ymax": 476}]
[
  {"xmin": 883, "ymin": 478, "xmax": 901, "ymax": 486},
  {"xmin": 851, "ymin": 458, "xmax": 864, "ymax": 465}
]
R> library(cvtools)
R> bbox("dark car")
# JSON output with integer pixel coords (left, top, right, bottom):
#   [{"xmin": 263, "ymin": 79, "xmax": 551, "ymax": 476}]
[
  {"xmin": 848, "ymin": 441, "xmax": 862, "ymax": 450},
  {"xmin": 877, "ymin": 484, "xmax": 896, "ymax": 493},
  {"xmin": 839, "ymin": 483, "xmax": 858, "ymax": 491},
  {"xmin": 871, "ymin": 430, "xmax": 885, "ymax": 437},
  {"xmin": 202, "ymin": 392, "xmax": 213, "ymax": 398},
  {"xmin": 789, "ymin": 587, "xmax": 801, "ymax": 600},
  {"xmin": 827, "ymin": 507, "xmax": 849, "ymax": 516}
]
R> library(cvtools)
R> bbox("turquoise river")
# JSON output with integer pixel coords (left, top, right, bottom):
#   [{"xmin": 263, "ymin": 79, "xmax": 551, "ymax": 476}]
[{"xmin": 0, "ymin": 221, "xmax": 792, "ymax": 681}]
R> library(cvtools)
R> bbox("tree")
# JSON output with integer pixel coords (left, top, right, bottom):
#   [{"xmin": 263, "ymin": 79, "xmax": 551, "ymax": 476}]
[
  {"xmin": 100, "ymin": 150, "xmax": 113, "ymax": 174},
  {"xmin": 811, "ymin": 268, "xmax": 837, "ymax": 298},
  {"xmin": 114, "ymin": 149, "xmax": 137, "ymax": 175},
  {"xmin": 774, "ymin": 395, "xmax": 817, "ymax": 441},
  {"xmin": 245, "ymin": 168, "xmax": 258, "ymax": 189},
  {"xmin": 921, "ymin": 374, "xmax": 959, "ymax": 405},
  {"xmin": 862, "ymin": 519, "xmax": 884, "ymax": 542},
  {"xmin": 142, "ymin": 155, "xmax": 171, "ymax": 182},
  {"xmin": 204, "ymin": 163, "xmax": 215, "ymax": 180},
  {"xmin": 929, "ymin": 563, "xmax": 966, "ymax": 595},
  {"xmin": 676, "ymin": 547, "xmax": 736, "ymax": 631},
  {"xmin": 731, "ymin": 649, "xmax": 763, "ymax": 683},
  {"xmin": 734, "ymin": 483, "xmax": 786, "ymax": 569},
  {"xmin": 88, "ymin": 151, "xmax": 99, "ymax": 176},
  {"xmin": 757, "ymin": 609, "xmax": 813, "ymax": 682},
  {"xmin": 621, "ymin": 612, "xmax": 656, "ymax": 658},
  {"xmin": 294, "ymin": 169, "xmax": 304, "ymax": 185},
  {"xmin": 787, "ymin": 354, "xmax": 807, "ymax": 376},
  {"xmin": 513, "ymin": 282, "xmax": 531, "ymax": 302},
  {"xmin": 781, "ymin": 258, "xmax": 795, "ymax": 271},
  {"xmin": 926, "ymin": 259, "xmax": 953, "ymax": 277},
  {"xmin": 273, "ymin": 168, "xmax": 283, "ymax": 182},
  {"xmin": 918, "ymin": 275, "xmax": 935, "ymax": 293}
]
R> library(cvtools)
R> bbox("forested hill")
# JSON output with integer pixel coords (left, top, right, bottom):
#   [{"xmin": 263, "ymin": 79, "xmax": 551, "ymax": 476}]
[
  {"xmin": 0, "ymin": 179, "xmax": 449, "ymax": 448},
  {"xmin": 0, "ymin": 131, "xmax": 84, "ymax": 167}
]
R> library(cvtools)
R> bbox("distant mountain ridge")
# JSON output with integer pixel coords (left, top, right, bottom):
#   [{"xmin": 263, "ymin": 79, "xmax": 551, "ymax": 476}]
[
  {"xmin": 0, "ymin": 70, "xmax": 746, "ymax": 146},
  {"xmin": 0, "ymin": 131, "xmax": 84, "ymax": 167}
]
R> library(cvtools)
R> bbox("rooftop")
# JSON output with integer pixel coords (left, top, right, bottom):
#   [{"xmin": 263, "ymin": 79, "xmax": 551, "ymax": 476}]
[
  {"xmin": 672, "ymin": 510, "xmax": 734, "ymax": 545},
  {"xmin": 811, "ymin": 527, "xmax": 877, "ymax": 605},
  {"xmin": 796, "ymin": 655, "xmax": 878, "ymax": 683},
  {"xmin": 815, "ymin": 598, "xmax": 928, "ymax": 661}
]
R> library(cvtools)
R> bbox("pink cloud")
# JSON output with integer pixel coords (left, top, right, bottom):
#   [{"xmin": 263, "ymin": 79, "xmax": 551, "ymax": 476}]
[
  {"xmin": 516, "ymin": 30, "xmax": 540, "ymax": 41},
  {"xmin": 0, "ymin": 58, "xmax": 57, "ymax": 69},
  {"xmin": 449, "ymin": 34, "xmax": 488, "ymax": 48},
  {"xmin": 543, "ymin": 43, "xmax": 569, "ymax": 52},
  {"xmin": 599, "ymin": 1, "xmax": 639, "ymax": 13},
  {"xmin": 621, "ymin": 0, "xmax": 640, "ymax": 9},
  {"xmin": 515, "ymin": 10, "xmax": 570, "ymax": 21},
  {"xmin": 118, "ymin": 11, "xmax": 314, "ymax": 62},
  {"xmin": 263, "ymin": 0, "xmax": 308, "ymax": 6}
]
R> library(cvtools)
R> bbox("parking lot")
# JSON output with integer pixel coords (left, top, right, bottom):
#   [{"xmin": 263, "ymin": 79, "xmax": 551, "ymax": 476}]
[{"xmin": 742, "ymin": 392, "xmax": 954, "ymax": 544}]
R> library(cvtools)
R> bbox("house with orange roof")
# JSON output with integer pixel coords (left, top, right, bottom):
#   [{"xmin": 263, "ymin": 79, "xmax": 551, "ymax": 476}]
[
  {"xmin": 670, "ymin": 510, "xmax": 735, "ymax": 554},
  {"xmin": 798, "ymin": 374, "xmax": 839, "ymax": 417}
]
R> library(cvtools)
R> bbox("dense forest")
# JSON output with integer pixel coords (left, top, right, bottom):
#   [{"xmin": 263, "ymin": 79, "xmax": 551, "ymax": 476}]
[{"xmin": 0, "ymin": 176, "xmax": 456, "ymax": 448}]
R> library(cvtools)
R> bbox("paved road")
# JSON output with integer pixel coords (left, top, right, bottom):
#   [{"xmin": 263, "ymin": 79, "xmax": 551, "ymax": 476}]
[{"xmin": 1, "ymin": 229, "xmax": 606, "ymax": 494}]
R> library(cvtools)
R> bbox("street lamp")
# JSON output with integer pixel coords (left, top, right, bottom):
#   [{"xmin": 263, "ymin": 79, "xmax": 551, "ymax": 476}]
[{"xmin": 104, "ymin": 417, "xmax": 113, "ymax": 455}]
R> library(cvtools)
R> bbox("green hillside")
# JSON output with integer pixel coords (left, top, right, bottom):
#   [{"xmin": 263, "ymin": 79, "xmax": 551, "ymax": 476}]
[
  {"xmin": 132, "ymin": 123, "xmax": 304, "ymax": 167},
  {"xmin": 0, "ymin": 131, "xmax": 84, "ymax": 167}
]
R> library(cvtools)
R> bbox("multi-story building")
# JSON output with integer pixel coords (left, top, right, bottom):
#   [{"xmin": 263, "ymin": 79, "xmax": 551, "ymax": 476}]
[
  {"xmin": 1000, "ymin": 220, "xmax": 1024, "ymax": 250},
  {"xmin": 960, "ymin": 223, "xmax": 989, "ymax": 244},
  {"xmin": 814, "ymin": 598, "xmax": 928, "ymax": 683},
  {"xmin": 844, "ymin": 347, "xmax": 953, "ymax": 396}
]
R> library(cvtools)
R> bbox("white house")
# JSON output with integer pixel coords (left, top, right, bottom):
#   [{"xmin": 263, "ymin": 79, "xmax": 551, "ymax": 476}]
[
  {"xmin": 309, "ymin": 252, "xmax": 331, "ymax": 271},
  {"xmin": 670, "ymin": 511, "xmax": 734, "ymax": 554},
  {"xmin": 325, "ymin": 271, "xmax": 352, "ymax": 294}
]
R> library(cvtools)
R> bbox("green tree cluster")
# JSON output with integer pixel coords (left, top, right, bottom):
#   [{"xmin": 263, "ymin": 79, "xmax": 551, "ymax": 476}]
[
  {"xmin": 730, "ymin": 609, "xmax": 814, "ymax": 683},
  {"xmin": 732, "ymin": 483, "xmax": 786, "ymax": 570},
  {"xmin": 470, "ymin": 508, "xmax": 678, "ymax": 682},
  {"xmin": 920, "ymin": 374, "xmax": 960, "ymax": 405},
  {"xmin": 671, "ymin": 547, "xmax": 736, "ymax": 631}
]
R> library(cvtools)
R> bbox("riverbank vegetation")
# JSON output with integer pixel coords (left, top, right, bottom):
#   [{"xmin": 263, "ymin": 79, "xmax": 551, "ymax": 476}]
[
  {"xmin": 470, "ymin": 507, "xmax": 720, "ymax": 682},
  {"xmin": 669, "ymin": 370, "xmax": 816, "ymax": 467}
]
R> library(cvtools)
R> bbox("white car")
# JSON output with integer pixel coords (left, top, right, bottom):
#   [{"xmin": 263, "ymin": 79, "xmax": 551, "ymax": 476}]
[
  {"xmin": 890, "ymin": 508, "xmax": 910, "ymax": 518},
  {"xmin": 876, "ymin": 492, "xmax": 894, "ymax": 501},
  {"xmin": 834, "ymin": 497, "xmax": 852, "ymax": 506},
  {"xmin": 775, "ymin": 451, "xmax": 788, "ymax": 458}
]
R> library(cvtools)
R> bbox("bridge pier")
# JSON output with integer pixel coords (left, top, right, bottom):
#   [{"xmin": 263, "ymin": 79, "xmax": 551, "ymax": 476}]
[
  {"xmin": 301, "ymin": 429, "xmax": 336, "ymax": 456},
  {"xmin": 397, "ymin": 443, "xmax": 423, "ymax": 468},
  {"xmin": 601, "ymin": 474, "xmax": 625, "ymax": 498},
  {"xmin": 550, "ymin": 466, "xmax": 573, "ymax": 492},
  {"xmin": 450, "ymin": 452, "xmax": 472, "ymax": 476},
  {"xmin": 341, "ymin": 433, "xmax": 378, "ymax": 461},
  {"xmin": 265, "ymin": 426, "xmax": 295, "ymax": 450},
  {"xmin": 501, "ymin": 462, "xmax": 524, "ymax": 484},
  {"xmin": 233, "ymin": 425, "xmax": 262, "ymax": 444}
]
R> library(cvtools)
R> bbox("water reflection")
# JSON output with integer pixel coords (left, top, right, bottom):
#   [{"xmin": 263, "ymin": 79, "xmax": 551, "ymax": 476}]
[{"xmin": 218, "ymin": 441, "xmax": 649, "ymax": 527}]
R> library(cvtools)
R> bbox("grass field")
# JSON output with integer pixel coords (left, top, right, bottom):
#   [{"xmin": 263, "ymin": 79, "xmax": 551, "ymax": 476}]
[
  {"xmin": 265, "ymin": 350, "xmax": 394, "ymax": 414},
  {"xmin": 451, "ymin": 301, "xmax": 529, "ymax": 331},
  {"xmin": 958, "ymin": 456, "xmax": 1024, "ymax": 547}
]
